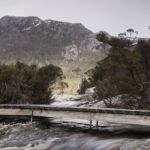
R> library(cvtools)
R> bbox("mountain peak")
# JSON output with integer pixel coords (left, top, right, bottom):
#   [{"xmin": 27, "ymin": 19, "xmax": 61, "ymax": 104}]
[
  {"xmin": 0, "ymin": 15, "xmax": 41, "ymax": 21},
  {"xmin": 0, "ymin": 16, "xmax": 103, "ymax": 65},
  {"xmin": 0, "ymin": 16, "xmax": 92, "ymax": 33}
]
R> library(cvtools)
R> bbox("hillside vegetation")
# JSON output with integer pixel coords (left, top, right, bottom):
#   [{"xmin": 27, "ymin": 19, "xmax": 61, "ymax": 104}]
[
  {"xmin": 80, "ymin": 32, "xmax": 150, "ymax": 109},
  {"xmin": 0, "ymin": 16, "xmax": 109, "ymax": 94},
  {"xmin": 0, "ymin": 62, "xmax": 62, "ymax": 104}
]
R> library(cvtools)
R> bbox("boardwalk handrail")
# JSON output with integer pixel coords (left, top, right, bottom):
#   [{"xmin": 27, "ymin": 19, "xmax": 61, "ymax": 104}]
[{"xmin": 0, "ymin": 104, "xmax": 150, "ymax": 116}]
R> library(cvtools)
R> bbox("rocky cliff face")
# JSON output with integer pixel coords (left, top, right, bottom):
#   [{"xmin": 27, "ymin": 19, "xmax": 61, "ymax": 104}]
[{"xmin": 0, "ymin": 16, "xmax": 104, "ymax": 64}]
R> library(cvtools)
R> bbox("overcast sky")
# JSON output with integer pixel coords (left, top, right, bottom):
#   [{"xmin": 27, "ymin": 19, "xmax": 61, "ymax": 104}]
[{"xmin": 0, "ymin": 0, "xmax": 149, "ymax": 37}]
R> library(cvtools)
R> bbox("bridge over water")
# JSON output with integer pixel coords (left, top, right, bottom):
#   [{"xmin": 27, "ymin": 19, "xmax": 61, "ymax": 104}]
[{"xmin": 0, "ymin": 104, "xmax": 150, "ymax": 126}]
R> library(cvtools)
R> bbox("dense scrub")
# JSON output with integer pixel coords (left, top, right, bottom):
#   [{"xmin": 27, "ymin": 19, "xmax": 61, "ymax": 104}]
[
  {"xmin": 0, "ymin": 62, "xmax": 62, "ymax": 104},
  {"xmin": 80, "ymin": 34, "xmax": 150, "ymax": 109}
]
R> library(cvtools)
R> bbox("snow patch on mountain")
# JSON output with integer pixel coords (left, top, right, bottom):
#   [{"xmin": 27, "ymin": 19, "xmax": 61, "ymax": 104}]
[{"xmin": 23, "ymin": 26, "xmax": 32, "ymax": 31}]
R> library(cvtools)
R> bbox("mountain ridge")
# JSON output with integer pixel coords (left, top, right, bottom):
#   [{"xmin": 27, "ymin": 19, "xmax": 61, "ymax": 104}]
[
  {"xmin": 0, "ymin": 16, "xmax": 103, "ymax": 64},
  {"xmin": 0, "ymin": 16, "xmax": 108, "ymax": 94}
]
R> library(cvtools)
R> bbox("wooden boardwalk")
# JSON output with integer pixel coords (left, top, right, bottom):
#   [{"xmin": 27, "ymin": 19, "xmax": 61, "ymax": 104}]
[{"xmin": 0, "ymin": 104, "xmax": 150, "ymax": 126}]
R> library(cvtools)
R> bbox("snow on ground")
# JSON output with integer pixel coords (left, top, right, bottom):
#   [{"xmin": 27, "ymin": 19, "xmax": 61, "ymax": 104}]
[
  {"xmin": 23, "ymin": 27, "xmax": 32, "ymax": 31},
  {"xmin": 51, "ymin": 93, "xmax": 102, "ymax": 108},
  {"xmin": 51, "ymin": 94, "xmax": 84, "ymax": 106},
  {"xmin": 51, "ymin": 94, "xmax": 133, "ymax": 109},
  {"xmin": 45, "ymin": 20, "xmax": 52, "ymax": 23},
  {"xmin": 34, "ymin": 22, "xmax": 41, "ymax": 27}
]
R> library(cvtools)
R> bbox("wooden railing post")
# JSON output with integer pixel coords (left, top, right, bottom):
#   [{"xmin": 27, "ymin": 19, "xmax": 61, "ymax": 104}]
[
  {"xmin": 30, "ymin": 109, "xmax": 33, "ymax": 123},
  {"xmin": 90, "ymin": 120, "xmax": 92, "ymax": 129},
  {"xmin": 96, "ymin": 120, "xmax": 99, "ymax": 128}
]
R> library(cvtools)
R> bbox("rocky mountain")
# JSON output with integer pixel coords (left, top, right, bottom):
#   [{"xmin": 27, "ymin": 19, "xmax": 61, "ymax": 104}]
[
  {"xmin": 0, "ymin": 16, "xmax": 109, "ymax": 93},
  {"xmin": 0, "ymin": 16, "xmax": 105, "ymax": 64}
]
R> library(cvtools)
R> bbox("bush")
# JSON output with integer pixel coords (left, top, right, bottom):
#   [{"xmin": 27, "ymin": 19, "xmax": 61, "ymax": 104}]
[
  {"xmin": 78, "ymin": 78, "xmax": 90, "ymax": 94},
  {"xmin": 87, "ymin": 37, "xmax": 150, "ymax": 109},
  {"xmin": 0, "ymin": 62, "xmax": 62, "ymax": 104}
]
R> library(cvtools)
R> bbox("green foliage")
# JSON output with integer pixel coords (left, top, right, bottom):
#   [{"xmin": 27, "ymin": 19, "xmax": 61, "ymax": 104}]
[
  {"xmin": 96, "ymin": 31, "xmax": 109, "ymax": 43},
  {"xmin": 126, "ymin": 28, "xmax": 134, "ymax": 36},
  {"xmin": 78, "ymin": 78, "xmax": 90, "ymax": 94},
  {"xmin": 89, "ymin": 37, "xmax": 150, "ymax": 109},
  {"xmin": 108, "ymin": 37, "xmax": 132, "ymax": 48},
  {"xmin": 0, "ymin": 62, "xmax": 62, "ymax": 104}
]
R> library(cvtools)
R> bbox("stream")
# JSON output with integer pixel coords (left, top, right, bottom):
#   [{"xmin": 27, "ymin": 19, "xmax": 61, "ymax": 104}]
[
  {"xmin": 0, "ymin": 94, "xmax": 150, "ymax": 150},
  {"xmin": 0, "ymin": 120, "xmax": 150, "ymax": 150}
]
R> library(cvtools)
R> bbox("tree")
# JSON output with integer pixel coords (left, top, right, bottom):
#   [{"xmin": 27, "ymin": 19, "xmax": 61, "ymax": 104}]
[
  {"xmin": 0, "ymin": 62, "xmax": 63, "ymax": 104},
  {"xmin": 96, "ymin": 31, "xmax": 109, "ymax": 43},
  {"xmin": 31, "ymin": 64, "xmax": 62, "ymax": 104},
  {"xmin": 134, "ymin": 31, "xmax": 138, "ymax": 38},
  {"xmin": 78, "ymin": 78, "xmax": 90, "ymax": 94},
  {"xmin": 126, "ymin": 28, "xmax": 134, "ymax": 38},
  {"xmin": 119, "ymin": 29, "xmax": 138, "ymax": 40},
  {"xmin": 118, "ymin": 32, "xmax": 126, "ymax": 39},
  {"xmin": 88, "ymin": 36, "xmax": 150, "ymax": 109}
]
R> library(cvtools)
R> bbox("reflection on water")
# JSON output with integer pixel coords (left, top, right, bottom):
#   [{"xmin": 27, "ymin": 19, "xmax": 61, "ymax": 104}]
[{"xmin": 0, "ymin": 119, "xmax": 150, "ymax": 150}]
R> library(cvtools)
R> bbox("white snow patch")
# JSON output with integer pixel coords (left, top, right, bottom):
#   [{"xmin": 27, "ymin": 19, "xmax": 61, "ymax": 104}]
[
  {"xmin": 51, "ymin": 94, "xmax": 83, "ymax": 106},
  {"xmin": 85, "ymin": 87, "xmax": 95, "ymax": 94},
  {"xmin": 34, "ymin": 22, "xmax": 41, "ymax": 27},
  {"xmin": 23, "ymin": 27, "xmax": 32, "ymax": 31},
  {"xmin": 35, "ymin": 19, "xmax": 40, "ymax": 22},
  {"xmin": 47, "ymin": 20, "xmax": 52, "ymax": 23},
  {"xmin": 45, "ymin": 20, "xmax": 52, "ymax": 24},
  {"xmin": 31, "ymin": 20, "xmax": 41, "ymax": 27}
]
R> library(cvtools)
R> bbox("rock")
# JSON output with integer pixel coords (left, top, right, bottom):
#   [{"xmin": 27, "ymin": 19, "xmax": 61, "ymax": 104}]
[
  {"xmin": 85, "ymin": 87, "xmax": 95, "ymax": 95},
  {"xmin": 0, "ymin": 16, "xmax": 108, "ymax": 64}
]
